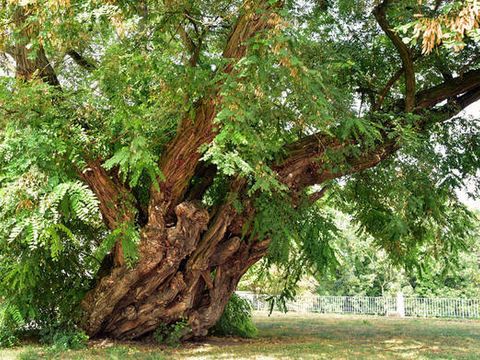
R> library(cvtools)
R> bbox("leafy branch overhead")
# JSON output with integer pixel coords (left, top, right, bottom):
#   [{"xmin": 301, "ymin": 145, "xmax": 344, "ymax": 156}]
[{"xmin": 400, "ymin": 0, "xmax": 480, "ymax": 54}]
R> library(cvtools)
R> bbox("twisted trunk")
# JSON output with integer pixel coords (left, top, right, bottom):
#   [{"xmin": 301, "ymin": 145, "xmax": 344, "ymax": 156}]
[{"xmin": 81, "ymin": 201, "xmax": 267, "ymax": 339}]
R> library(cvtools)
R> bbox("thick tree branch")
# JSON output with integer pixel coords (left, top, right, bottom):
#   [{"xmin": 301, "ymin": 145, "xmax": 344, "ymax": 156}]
[
  {"xmin": 309, "ymin": 186, "xmax": 329, "ymax": 203},
  {"xmin": 11, "ymin": 8, "xmax": 60, "ymax": 87},
  {"xmin": 177, "ymin": 21, "xmax": 200, "ymax": 66},
  {"xmin": 275, "ymin": 133, "xmax": 343, "ymax": 191},
  {"xmin": 374, "ymin": 0, "xmax": 416, "ymax": 112},
  {"xmin": 66, "ymin": 50, "xmax": 97, "ymax": 71},
  {"xmin": 223, "ymin": 1, "xmax": 281, "ymax": 59},
  {"xmin": 79, "ymin": 160, "xmax": 136, "ymax": 267},
  {"xmin": 457, "ymin": 85, "xmax": 480, "ymax": 109},
  {"xmin": 374, "ymin": 53, "xmax": 421, "ymax": 111},
  {"xmin": 420, "ymin": 85, "xmax": 480, "ymax": 128},
  {"xmin": 12, "ymin": 44, "xmax": 60, "ymax": 87},
  {"xmin": 415, "ymin": 68, "xmax": 480, "ymax": 110},
  {"xmin": 276, "ymin": 134, "xmax": 398, "ymax": 192},
  {"xmin": 278, "ymin": 74, "xmax": 480, "ymax": 195}
]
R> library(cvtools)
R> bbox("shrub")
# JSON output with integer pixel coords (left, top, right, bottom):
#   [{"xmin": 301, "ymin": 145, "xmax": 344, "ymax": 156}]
[
  {"xmin": 211, "ymin": 293, "xmax": 258, "ymax": 338},
  {"xmin": 18, "ymin": 348, "xmax": 43, "ymax": 360},
  {"xmin": 52, "ymin": 329, "xmax": 89, "ymax": 350},
  {"xmin": 0, "ymin": 329, "xmax": 18, "ymax": 349},
  {"xmin": 0, "ymin": 303, "xmax": 24, "ymax": 348},
  {"xmin": 40, "ymin": 327, "xmax": 89, "ymax": 351},
  {"xmin": 153, "ymin": 319, "xmax": 190, "ymax": 347}
]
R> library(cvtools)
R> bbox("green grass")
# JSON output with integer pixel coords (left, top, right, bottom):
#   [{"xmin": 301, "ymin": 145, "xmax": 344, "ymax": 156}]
[{"xmin": 2, "ymin": 313, "xmax": 480, "ymax": 359}]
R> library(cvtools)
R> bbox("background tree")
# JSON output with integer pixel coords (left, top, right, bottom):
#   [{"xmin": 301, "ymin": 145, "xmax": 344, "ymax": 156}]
[
  {"xmin": 240, "ymin": 210, "xmax": 480, "ymax": 299},
  {"xmin": 0, "ymin": 0, "xmax": 479, "ymax": 342},
  {"xmin": 314, "ymin": 211, "xmax": 480, "ymax": 298}
]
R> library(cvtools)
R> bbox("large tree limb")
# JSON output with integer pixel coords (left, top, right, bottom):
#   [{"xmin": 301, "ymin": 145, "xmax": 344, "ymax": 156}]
[
  {"xmin": 418, "ymin": 85, "xmax": 480, "ymax": 129},
  {"xmin": 415, "ymin": 68, "xmax": 480, "ymax": 110},
  {"xmin": 79, "ymin": 160, "xmax": 136, "ymax": 267},
  {"xmin": 66, "ymin": 50, "xmax": 97, "ymax": 71},
  {"xmin": 275, "ymin": 133, "xmax": 343, "ymax": 191},
  {"xmin": 223, "ymin": 0, "xmax": 282, "ymax": 59},
  {"xmin": 278, "ymin": 66, "xmax": 480, "ymax": 192},
  {"xmin": 12, "ymin": 44, "xmax": 60, "ymax": 87},
  {"xmin": 10, "ymin": 8, "xmax": 60, "ymax": 87},
  {"xmin": 276, "ymin": 135, "xmax": 398, "ymax": 191},
  {"xmin": 457, "ymin": 85, "xmax": 480, "ymax": 109}
]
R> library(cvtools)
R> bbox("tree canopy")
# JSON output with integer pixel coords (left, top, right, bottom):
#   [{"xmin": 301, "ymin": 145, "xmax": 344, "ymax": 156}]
[{"xmin": 0, "ymin": 0, "xmax": 479, "ymax": 343}]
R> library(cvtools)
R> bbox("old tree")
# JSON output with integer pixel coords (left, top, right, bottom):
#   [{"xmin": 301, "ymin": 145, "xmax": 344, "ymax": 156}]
[{"xmin": 0, "ymin": 0, "xmax": 479, "ymax": 342}]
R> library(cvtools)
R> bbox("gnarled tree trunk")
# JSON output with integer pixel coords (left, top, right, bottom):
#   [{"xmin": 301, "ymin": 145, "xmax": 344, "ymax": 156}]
[
  {"xmin": 78, "ymin": 2, "xmax": 281, "ymax": 339},
  {"xmin": 80, "ymin": 200, "xmax": 268, "ymax": 339}
]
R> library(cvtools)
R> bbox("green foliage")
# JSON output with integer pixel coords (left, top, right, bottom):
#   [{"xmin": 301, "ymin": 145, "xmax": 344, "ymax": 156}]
[
  {"xmin": 211, "ymin": 293, "xmax": 258, "ymax": 338},
  {"xmin": 153, "ymin": 319, "xmax": 190, "ymax": 347},
  {"xmin": 94, "ymin": 222, "xmax": 140, "ymax": 268},
  {"xmin": 104, "ymin": 136, "xmax": 163, "ymax": 189},
  {"xmin": 338, "ymin": 128, "xmax": 478, "ymax": 271},
  {"xmin": 0, "ymin": 166, "xmax": 103, "ymax": 341},
  {"xmin": 0, "ymin": 0, "xmax": 479, "ymax": 344},
  {"xmin": 41, "ymin": 328, "xmax": 89, "ymax": 351},
  {"xmin": 246, "ymin": 193, "xmax": 340, "ymax": 304},
  {"xmin": 0, "ymin": 303, "xmax": 24, "ymax": 347},
  {"xmin": 202, "ymin": 21, "xmax": 333, "ymax": 194},
  {"xmin": 315, "ymin": 210, "xmax": 480, "ymax": 297}
]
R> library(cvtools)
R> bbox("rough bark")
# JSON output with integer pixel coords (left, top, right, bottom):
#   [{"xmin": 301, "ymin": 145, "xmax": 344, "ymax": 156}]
[
  {"xmin": 78, "ymin": 58, "xmax": 480, "ymax": 339},
  {"xmin": 80, "ymin": 198, "xmax": 268, "ymax": 339},
  {"xmin": 78, "ymin": 160, "xmax": 136, "ymax": 267},
  {"xmin": 80, "ymin": 1, "xmax": 284, "ymax": 340},
  {"xmin": 415, "ymin": 69, "xmax": 480, "ymax": 110},
  {"xmin": 10, "ymin": 8, "xmax": 60, "ymax": 87},
  {"xmin": 148, "ymin": 0, "xmax": 282, "ymax": 222}
]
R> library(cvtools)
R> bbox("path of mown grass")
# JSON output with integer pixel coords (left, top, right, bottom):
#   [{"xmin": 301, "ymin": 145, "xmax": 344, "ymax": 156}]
[{"xmin": 2, "ymin": 312, "xmax": 480, "ymax": 359}]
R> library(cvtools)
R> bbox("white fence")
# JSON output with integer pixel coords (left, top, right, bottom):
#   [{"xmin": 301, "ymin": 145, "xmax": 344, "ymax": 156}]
[{"xmin": 237, "ymin": 292, "xmax": 480, "ymax": 319}]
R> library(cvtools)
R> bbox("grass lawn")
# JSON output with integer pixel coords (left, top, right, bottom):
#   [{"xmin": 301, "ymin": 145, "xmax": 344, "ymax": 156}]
[{"xmin": 2, "ymin": 312, "xmax": 480, "ymax": 359}]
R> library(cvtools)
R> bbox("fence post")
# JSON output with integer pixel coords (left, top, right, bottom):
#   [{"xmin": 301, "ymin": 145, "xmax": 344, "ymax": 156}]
[{"xmin": 396, "ymin": 292, "xmax": 405, "ymax": 317}]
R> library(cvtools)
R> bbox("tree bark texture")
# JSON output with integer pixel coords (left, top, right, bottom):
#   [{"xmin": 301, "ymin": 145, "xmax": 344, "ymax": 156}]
[{"xmin": 80, "ymin": 199, "xmax": 269, "ymax": 339}]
